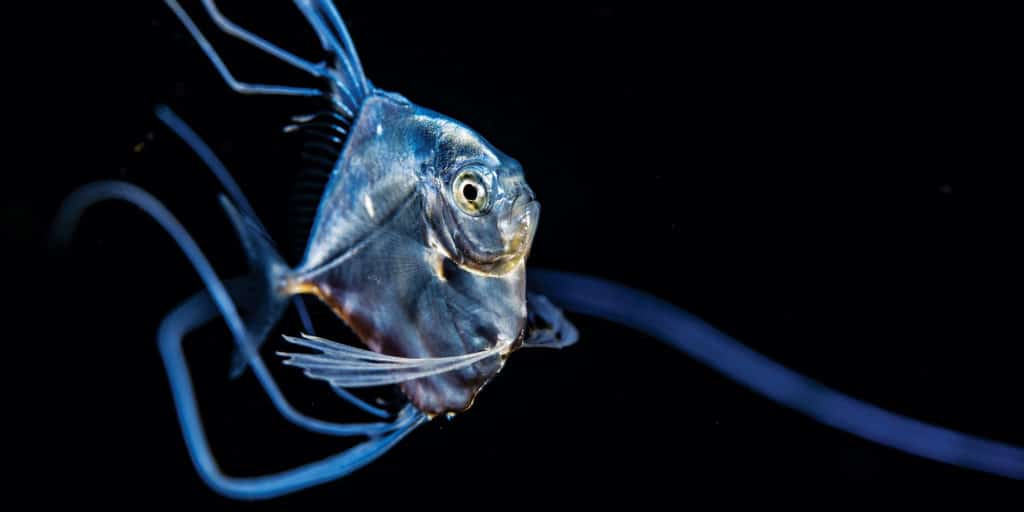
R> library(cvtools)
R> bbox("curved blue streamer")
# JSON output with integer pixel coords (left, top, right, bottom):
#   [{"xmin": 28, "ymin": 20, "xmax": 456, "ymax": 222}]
[{"xmin": 527, "ymin": 268, "xmax": 1024, "ymax": 480}]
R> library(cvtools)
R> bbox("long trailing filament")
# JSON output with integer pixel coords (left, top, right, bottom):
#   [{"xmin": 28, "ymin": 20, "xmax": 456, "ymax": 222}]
[{"xmin": 278, "ymin": 333, "xmax": 511, "ymax": 388}]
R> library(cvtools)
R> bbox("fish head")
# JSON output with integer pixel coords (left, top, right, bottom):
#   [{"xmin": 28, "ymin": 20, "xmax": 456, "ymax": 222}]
[
  {"xmin": 413, "ymin": 109, "xmax": 540, "ymax": 277},
  {"xmin": 305, "ymin": 93, "xmax": 539, "ymax": 279}
]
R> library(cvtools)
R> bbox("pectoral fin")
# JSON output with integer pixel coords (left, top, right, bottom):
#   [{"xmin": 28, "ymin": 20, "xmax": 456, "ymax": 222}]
[{"xmin": 522, "ymin": 292, "xmax": 578, "ymax": 349}]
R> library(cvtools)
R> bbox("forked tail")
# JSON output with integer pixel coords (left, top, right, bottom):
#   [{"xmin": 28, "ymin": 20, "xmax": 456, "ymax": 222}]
[
  {"xmin": 153, "ymin": 105, "xmax": 295, "ymax": 375},
  {"xmin": 51, "ymin": 178, "xmax": 291, "ymax": 359},
  {"xmin": 51, "ymin": 182, "xmax": 270, "ymax": 356}
]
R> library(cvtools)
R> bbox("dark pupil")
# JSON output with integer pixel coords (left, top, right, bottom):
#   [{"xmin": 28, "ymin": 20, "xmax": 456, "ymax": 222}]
[{"xmin": 462, "ymin": 183, "xmax": 478, "ymax": 202}]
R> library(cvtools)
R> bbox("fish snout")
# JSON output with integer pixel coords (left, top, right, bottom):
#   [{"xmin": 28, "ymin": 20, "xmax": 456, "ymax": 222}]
[{"xmin": 501, "ymin": 191, "xmax": 540, "ymax": 260}]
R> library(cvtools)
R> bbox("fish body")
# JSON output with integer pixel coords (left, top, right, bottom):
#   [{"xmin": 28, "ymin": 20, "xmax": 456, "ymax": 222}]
[
  {"xmin": 55, "ymin": 6, "xmax": 1024, "ymax": 498},
  {"xmin": 285, "ymin": 92, "xmax": 539, "ymax": 415},
  {"xmin": 55, "ymin": 2, "xmax": 577, "ymax": 499}
]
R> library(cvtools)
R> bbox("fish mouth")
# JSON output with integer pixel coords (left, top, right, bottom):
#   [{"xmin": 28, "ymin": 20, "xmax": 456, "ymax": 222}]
[
  {"xmin": 461, "ymin": 198, "xmax": 539, "ymax": 276},
  {"xmin": 428, "ymin": 184, "xmax": 540, "ymax": 278},
  {"xmin": 504, "ymin": 199, "xmax": 540, "ymax": 267}
]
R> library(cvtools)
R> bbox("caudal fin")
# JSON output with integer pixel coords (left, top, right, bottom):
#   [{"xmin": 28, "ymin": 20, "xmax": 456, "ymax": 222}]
[
  {"xmin": 154, "ymin": 104, "xmax": 300, "ymax": 377},
  {"xmin": 218, "ymin": 197, "xmax": 294, "ymax": 378}
]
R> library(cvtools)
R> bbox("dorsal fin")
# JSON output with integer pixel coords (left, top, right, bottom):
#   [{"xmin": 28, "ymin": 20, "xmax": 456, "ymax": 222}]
[
  {"xmin": 284, "ymin": 110, "xmax": 353, "ymax": 263},
  {"xmin": 283, "ymin": 2, "xmax": 375, "ymax": 265}
]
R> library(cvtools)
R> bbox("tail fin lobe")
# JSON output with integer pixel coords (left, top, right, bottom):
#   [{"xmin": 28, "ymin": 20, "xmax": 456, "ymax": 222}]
[{"xmin": 219, "ymin": 196, "xmax": 293, "ymax": 378}]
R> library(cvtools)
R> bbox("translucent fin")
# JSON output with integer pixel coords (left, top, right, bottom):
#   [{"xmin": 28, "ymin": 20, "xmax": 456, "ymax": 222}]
[
  {"xmin": 285, "ymin": 111, "xmax": 350, "ymax": 264},
  {"xmin": 219, "ymin": 195, "xmax": 283, "ymax": 276},
  {"xmin": 152, "ymin": 104, "xmax": 301, "ymax": 378},
  {"xmin": 292, "ymin": 0, "xmax": 372, "ymax": 101},
  {"xmin": 155, "ymin": 105, "xmax": 269, "ymax": 238},
  {"xmin": 522, "ymin": 292, "xmax": 579, "ymax": 349},
  {"xmin": 163, "ymin": 0, "xmax": 325, "ymax": 99},
  {"xmin": 164, "ymin": 0, "xmax": 376, "ymax": 117},
  {"xmin": 278, "ymin": 333, "xmax": 509, "ymax": 388},
  {"xmin": 219, "ymin": 196, "xmax": 293, "ymax": 378}
]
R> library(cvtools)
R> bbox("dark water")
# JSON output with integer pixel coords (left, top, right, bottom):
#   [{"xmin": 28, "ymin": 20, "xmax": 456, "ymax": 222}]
[{"xmin": 11, "ymin": 2, "xmax": 1021, "ymax": 505}]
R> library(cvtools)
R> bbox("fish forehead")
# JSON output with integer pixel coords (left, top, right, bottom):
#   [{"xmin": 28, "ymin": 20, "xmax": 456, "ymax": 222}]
[{"xmin": 414, "ymin": 112, "xmax": 502, "ymax": 168}]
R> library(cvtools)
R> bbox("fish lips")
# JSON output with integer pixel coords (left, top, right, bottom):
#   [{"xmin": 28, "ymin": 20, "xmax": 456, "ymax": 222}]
[{"xmin": 453, "ymin": 197, "xmax": 539, "ymax": 276}]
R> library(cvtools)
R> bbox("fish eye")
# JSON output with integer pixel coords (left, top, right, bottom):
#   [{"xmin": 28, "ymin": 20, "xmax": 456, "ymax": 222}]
[{"xmin": 452, "ymin": 168, "xmax": 490, "ymax": 215}]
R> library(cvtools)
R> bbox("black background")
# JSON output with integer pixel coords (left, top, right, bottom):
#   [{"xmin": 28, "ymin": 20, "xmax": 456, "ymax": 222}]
[{"xmin": 11, "ymin": 2, "xmax": 1021, "ymax": 505}]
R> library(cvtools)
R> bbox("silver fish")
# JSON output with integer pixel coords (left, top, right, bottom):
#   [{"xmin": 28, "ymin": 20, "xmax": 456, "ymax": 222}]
[
  {"xmin": 281, "ymin": 93, "xmax": 544, "ymax": 414},
  {"xmin": 52, "ymin": 3, "xmax": 1024, "ymax": 499},
  {"xmin": 55, "ymin": 1, "xmax": 577, "ymax": 500}
]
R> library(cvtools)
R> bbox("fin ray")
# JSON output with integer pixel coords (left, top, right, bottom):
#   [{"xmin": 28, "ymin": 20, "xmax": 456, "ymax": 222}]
[{"xmin": 278, "ymin": 333, "xmax": 508, "ymax": 388}]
